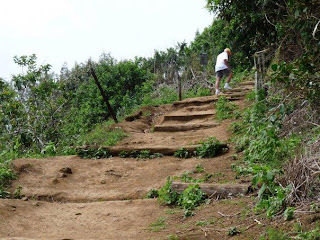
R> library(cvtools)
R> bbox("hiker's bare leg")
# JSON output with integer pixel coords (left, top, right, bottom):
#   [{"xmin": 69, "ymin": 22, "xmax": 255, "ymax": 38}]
[
  {"xmin": 216, "ymin": 76, "xmax": 221, "ymax": 90},
  {"xmin": 226, "ymin": 72, "xmax": 233, "ymax": 83}
]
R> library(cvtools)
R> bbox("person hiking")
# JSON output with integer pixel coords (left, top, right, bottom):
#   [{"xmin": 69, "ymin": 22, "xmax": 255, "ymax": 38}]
[{"xmin": 215, "ymin": 48, "xmax": 233, "ymax": 95}]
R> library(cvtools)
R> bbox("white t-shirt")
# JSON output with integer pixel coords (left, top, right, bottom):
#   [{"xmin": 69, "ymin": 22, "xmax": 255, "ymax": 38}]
[{"xmin": 215, "ymin": 52, "xmax": 229, "ymax": 72}]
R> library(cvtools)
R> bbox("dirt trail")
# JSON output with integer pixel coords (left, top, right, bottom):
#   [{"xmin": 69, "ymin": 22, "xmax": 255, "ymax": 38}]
[{"xmin": 0, "ymin": 82, "xmax": 265, "ymax": 240}]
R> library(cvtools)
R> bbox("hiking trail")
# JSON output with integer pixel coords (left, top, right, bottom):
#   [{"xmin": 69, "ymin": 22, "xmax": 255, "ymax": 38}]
[{"xmin": 0, "ymin": 81, "xmax": 266, "ymax": 240}]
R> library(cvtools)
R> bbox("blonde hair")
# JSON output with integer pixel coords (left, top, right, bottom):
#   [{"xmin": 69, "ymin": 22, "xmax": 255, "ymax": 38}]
[{"xmin": 224, "ymin": 48, "xmax": 232, "ymax": 55}]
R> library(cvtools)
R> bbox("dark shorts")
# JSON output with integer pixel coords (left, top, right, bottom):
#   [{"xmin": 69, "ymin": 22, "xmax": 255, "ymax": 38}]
[{"xmin": 216, "ymin": 68, "xmax": 231, "ymax": 78}]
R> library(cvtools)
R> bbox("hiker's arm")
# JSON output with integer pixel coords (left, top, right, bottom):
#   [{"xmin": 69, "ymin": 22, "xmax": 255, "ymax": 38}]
[{"xmin": 224, "ymin": 59, "xmax": 231, "ymax": 70}]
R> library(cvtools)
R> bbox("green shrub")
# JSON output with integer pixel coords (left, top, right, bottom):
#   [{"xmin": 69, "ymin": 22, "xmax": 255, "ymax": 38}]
[
  {"xmin": 174, "ymin": 148, "xmax": 190, "ymax": 158},
  {"xmin": 216, "ymin": 96, "xmax": 237, "ymax": 120},
  {"xmin": 158, "ymin": 178, "xmax": 179, "ymax": 205},
  {"xmin": 0, "ymin": 150, "xmax": 17, "ymax": 198},
  {"xmin": 119, "ymin": 150, "xmax": 163, "ymax": 159},
  {"xmin": 79, "ymin": 122, "xmax": 127, "ymax": 146},
  {"xmin": 76, "ymin": 147, "xmax": 111, "ymax": 159},
  {"xmin": 148, "ymin": 217, "xmax": 167, "ymax": 232},
  {"xmin": 196, "ymin": 137, "xmax": 226, "ymax": 158},
  {"xmin": 283, "ymin": 207, "xmax": 295, "ymax": 221},
  {"xmin": 146, "ymin": 189, "xmax": 159, "ymax": 199},
  {"xmin": 195, "ymin": 164, "xmax": 204, "ymax": 173},
  {"xmin": 228, "ymin": 227, "xmax": 241, "ymax": 236},
  {"xmin": 179, "ymin": 184, "xmax": 206, "ymax": 217}
]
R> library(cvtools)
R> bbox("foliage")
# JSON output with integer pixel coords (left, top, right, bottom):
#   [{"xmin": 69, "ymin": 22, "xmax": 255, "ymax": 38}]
[
  {"xmin": 146, "ymin": 189, "xmax": 159, "ymax": 199},
  {"xmin": 270, "ymin": 57, "xmax": 320, "ymax": 106},
  {"xmin": 231, "ymin": 93, "xmax": 302, "ymax": 218},
  {"xmin": 119, "ymin": 150, "xmax": 163, "ymax": 159},
  {"xmin": 216, "ymin": 96, "xmax": 237, "ymax": 120},
  {"xmin": 180, "ymin": 171, "xmax": 203, "ymax": 184},
  {"xmin": 174, "ymin": 148, "xmax": 190, "ymax": 158},
  {"xmin": 78, "ymin": 122, "xmax": 127, "ymax": 146},
  {"xmin": 0, "ymin": 150, "xmax": 17, "ymax": 198},
  {"xmin": 253, "ymin": 168, "xmax": 290, "ymax": 218},
  {"xmin": 228, "ymin": 227, "xmax": 241, "ymax": 236},
  {"xmin": 76, "ymin": 147, "xmax": 111, "ymax": 159},
  {"xmin": 196, "ymin": 137, "xmax": 226, "ymax": 158},
  {"xmin": 167, "ymin": 234, "xmax": 179, "ymax": 240},
  {"xmin": 260, "ymin": 225, "xmax": 320, "ymax": 240},
  {"xmin": 206, "ymin": 0, "xmax": 320, "ymax": 70},
  {"xmin": 195, "ymin": 164, "xmax": 204, "ymax": 173},
  {"xmin": 13, "ymin": 185, "xmax": 22, "ymax": 199},
  {"xmin": 283, "ymin": 207, "xmax": 295, "ymax": 221},
  {"xmin": 179, "ymin": 184, "xmax": 206, "ymax": 217},
  {"xmin": 148, "ymin": 217, "xmax": 167, "ymax": 232},
  {"xmin": 158, "ymin": 178, "xmax": 207, "ymax": 217},
  {"xmin": 158, "ymin": 178, "xmax": 179, "ymax": 206}
]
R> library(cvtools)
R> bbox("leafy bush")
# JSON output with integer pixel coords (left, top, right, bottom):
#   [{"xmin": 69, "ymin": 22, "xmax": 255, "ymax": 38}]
[
  {"xmin": 76, "ymin": 147, "xmax": 111, "ymax": 159},
  {"xmin": 195, "ymin": 164, "xmax": 204, "ymax": 173},
  {"xmin": 148, "ymin": 217, "xmax": 167, "ymax": 232},
  {"xmin": 78, "ymin": 122, "xmax": 127, "ymax": 146},
  {"xmin": 216, "ymin": 96, "xmax": 237, "ymax": 120},
  {"xmin": 174, "ymin": 148, "xmax": 190, "ymax": 158},
  {"xmin": 119, "ymin": 150, "xmax": 163, "ymax": 159},
  {"xmin": 158, "ymin": 178, "xmax": 179, "ymax": 206},
  {"xmin": 146, "ymin": 189, "xmax": 159, "ymax": 199},
  {"xmin": 179, "ymin": 184, "xmax": 206, "ymax": 217},
  {"xmin": 0, "ymin": 151, "xmax": 17, "ymax": 198},
  {"xmin": 158, "ymin": 178, "xmax": 207, "ymax": 217},
  {"xmin": 196, "ymin": 137, "xmax": 226, "ymax": 158},
  {"xmin": 283, "ymin": 207, "xmax": 295, "ymax": 221},
  {"xmin": 228, "ymin": 227, "xmax": 241, "ymax": 236}
]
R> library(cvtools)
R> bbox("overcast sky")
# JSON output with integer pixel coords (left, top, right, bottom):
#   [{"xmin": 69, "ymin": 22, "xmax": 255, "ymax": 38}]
[{"xmin": 0, "ymin": 0, "xmax": 213, "ymax": 81}]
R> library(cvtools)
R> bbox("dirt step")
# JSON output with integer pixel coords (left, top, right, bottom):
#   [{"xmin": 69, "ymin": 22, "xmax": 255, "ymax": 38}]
[
  {"xmin": 225, "ymin": 87, "xmax": 253, "ymax": 93},
  {"xmin": 77, "ymin": 143, "xmax": 228, "ymax": 156},
  {"xmin": 154, "ymin": 122, "xmax": 219, "ymax": 132},
  {"xmin": 78, "ymin": 145, "xmax": 200, "ymax": 155},
  {"xmin": 11, "ymin": 156, "xmax": 213, "ymax": 204},
  {"xmin": 0, "ymin": 198, "xmax": 166, "ymax": 240},
  {"xmin": 171, "ymin": 182, "xmax": 250, "ymax": 198},
  {"xmin": 237, "ymin": 81, "xmax": 254, "ymax": 86},
  {"xmin": 173, "ymin": 96, "xmax": 241, "ymax": 108},
  {"xmin": 185, "ymin": 104, "xmax": 215, "ymax": 112},
  {"xmin": 163, "ymin": 111, "xmax": 216, "ymax": 122}
]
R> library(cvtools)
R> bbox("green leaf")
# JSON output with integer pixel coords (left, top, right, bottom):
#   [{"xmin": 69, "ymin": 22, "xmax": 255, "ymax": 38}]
[
  {"xmin": 271, "ymin": 64, "xmax": 278, "ymax": 71},
  {"xmin": 258, "ymin": 183, "xmax": 267, "ymax": 199},
  {"xmin": 267, "ymin": 171, "xmax": 275, "ymax": 182}
]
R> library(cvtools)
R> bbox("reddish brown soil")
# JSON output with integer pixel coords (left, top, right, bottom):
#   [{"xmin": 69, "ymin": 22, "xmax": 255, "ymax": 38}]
[{"xmin": 0, "ymin": 82, "xmax": 273, "ymax": 240}]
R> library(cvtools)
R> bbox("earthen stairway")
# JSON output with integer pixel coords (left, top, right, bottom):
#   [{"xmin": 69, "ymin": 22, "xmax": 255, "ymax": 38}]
[
  {"xmin": 0, "ymin": 81, "xmax": 256, "ymax": 240},
  {"xmin": 78, "ymin": 81, "xmax": 255, "ymax": 156}
]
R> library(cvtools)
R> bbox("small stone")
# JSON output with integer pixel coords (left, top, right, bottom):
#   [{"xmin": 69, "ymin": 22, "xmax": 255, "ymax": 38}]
[
  {"xmin": 21, "ymin": 197, "xmax": 28, "ymax": 201},
  {"xmin": 75, "ymin": 213, "xmax": 82, "ymax": 216},
  {"xmin": 60, "ymin": 167, "xmax": 72, "ymax": 174},
  {"xmin": 58, "ymin": 173, "xmax": 68, "ymax": 178},
  {"xmin": 100, "ymin": 180, "xmax": 107, "ymax": 184},
  {"xmin": 32, "ymin": 202, "xmax": 42, "ymax": 207},
  {"xmin": 52, "ymin": 178, "xmax": 59, "ymax": 184}
]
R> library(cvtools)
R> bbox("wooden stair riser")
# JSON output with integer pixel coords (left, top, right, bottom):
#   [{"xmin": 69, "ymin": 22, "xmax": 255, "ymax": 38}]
[
  {"xmin": 154, "ymin": 123, "xmax": 219, "ymax": 132},
  {"xmin": 171, "ymin": 182, "xmax": 250, "ymax": 198},
  {"xmin": 163, "ymin": 113, "xmax": 215, "ymax": 122}
]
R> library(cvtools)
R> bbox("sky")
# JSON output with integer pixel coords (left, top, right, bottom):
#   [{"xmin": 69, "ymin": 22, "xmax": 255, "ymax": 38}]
[{"xmin": 0, "ymin": 0, "xmax": 213, "ymax": 81}]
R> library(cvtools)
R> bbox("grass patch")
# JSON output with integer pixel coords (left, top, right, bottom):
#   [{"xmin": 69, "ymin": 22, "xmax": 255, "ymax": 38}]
[
  {"xmin": 0, "ymin": 150, "xmax": 17, "ymax": 198},
  {"xmin": 76, "ymin": 147, "xmax": 111, "ymax": 159},
  {"xmin": 78, "ymin": 121, "xmax": 127, "ymax": 146},
  {"xmin": 119, "ymin": 150, "xmax": 163, "ymax": 159},
  {"xmin": 148, "ymin": 217, "xmax": 167, "ymax": 232},
  {"xmin": 216, "ymin": 96, "xmax": 237, "ymax": 120},
  {"xmin": 158, "ymin": 178, "xmax": 207, "ymax": 217},
  {"xmin": 196, "ymin": 137, "xmax": 227, "ymax": 158}
]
